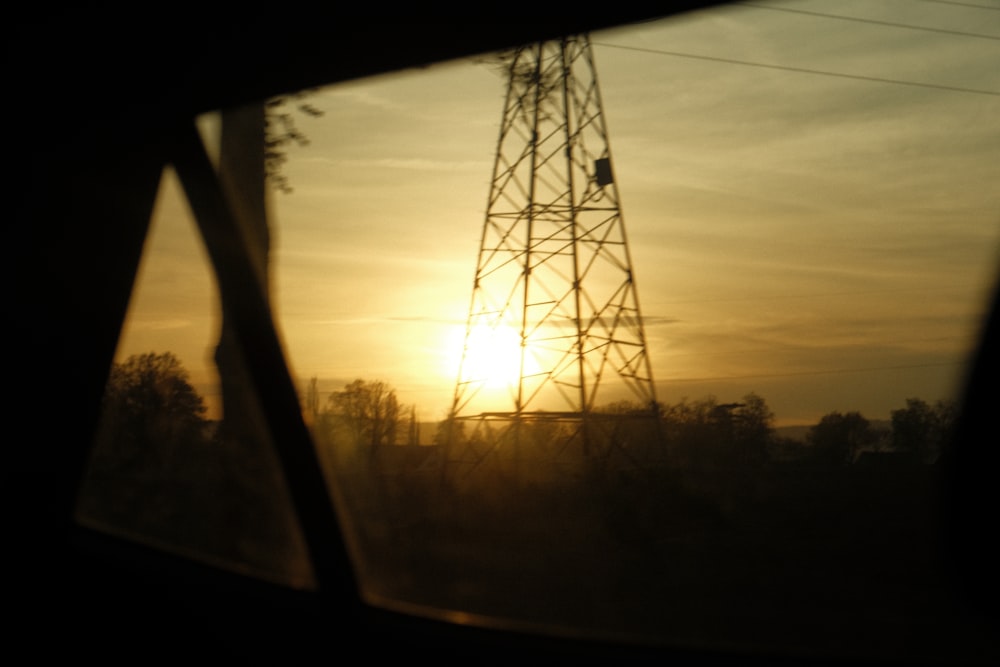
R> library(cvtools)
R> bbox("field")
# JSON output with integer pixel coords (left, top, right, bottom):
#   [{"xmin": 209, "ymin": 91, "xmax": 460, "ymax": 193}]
[{"xmin": 329, "ymin": 443, "xmax": 996, "ymax": 664}]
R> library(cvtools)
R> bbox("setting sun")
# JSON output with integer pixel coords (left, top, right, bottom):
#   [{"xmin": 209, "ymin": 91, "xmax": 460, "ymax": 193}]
[{"xmin": 449, "ymin": 323, "xmax": 538, "ymax": 390}]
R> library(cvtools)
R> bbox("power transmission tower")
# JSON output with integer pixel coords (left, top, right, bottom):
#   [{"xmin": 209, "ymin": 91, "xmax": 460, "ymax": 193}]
[{"xmin": 446, "ymin": 34, "xmax": 662, "ymax": 481}]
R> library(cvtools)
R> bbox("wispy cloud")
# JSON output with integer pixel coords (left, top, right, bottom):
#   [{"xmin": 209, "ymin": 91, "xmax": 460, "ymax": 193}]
[
  {"xmin": 301, "ymin": 156, "xmax": 490, "ymax": 173},
  {"xmin": 125, "ymin": 318, "xmax": 194, "ymax": 332}
]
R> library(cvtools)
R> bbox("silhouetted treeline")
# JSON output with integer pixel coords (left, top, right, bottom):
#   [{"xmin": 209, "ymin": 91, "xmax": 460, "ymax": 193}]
[{"xmin": 417, "ymin": 392, "xmax": 956, "ymax": 481}]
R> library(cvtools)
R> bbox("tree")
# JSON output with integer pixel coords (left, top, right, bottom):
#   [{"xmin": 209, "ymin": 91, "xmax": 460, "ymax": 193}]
[
  {"xmin": 891, "ymin": 397, "xmax": 957, "ymax": 463},
  {"xmin": 808, "ymin": 411, "xmax": 876, "ymax": 465},
  {"xmin": 85, "ymin": 351, "xmax": 313, "ymax": 581},
  {"xmin": 658, "ymin": 395, "xmax": 753, "ymax": 470},
  {"xmin": 95, "ymin": 351, "xmax": 209, "ymax": 471},
  {"xmin": 660, "ymin": 396, "xmax": 722, "ymax": 467},
  {"xmin": 264, "ymin": 92, "xmax": 324, "ymax": 194},
  {"xmin": 326, "ymin": 379, "xmax": 402, "ymax": 453},
  {"xmin": 732, "ymin": 392, "xmax": 775, "ymax": 466}
]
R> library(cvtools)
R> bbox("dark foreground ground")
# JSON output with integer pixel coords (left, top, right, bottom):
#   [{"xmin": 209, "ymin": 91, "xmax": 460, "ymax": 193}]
[
  {"xmin": 337, "ymin": 452, "xmax": 998, "ymax": 665},
  {"xmin": 77, "ymin": 439, "xmax": 999, "ymax": 664}
]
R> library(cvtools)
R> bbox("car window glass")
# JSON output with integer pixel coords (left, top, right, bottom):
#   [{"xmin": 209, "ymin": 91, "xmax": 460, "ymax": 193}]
[
  {"xmin": 77, "ymin": 2, "xmax": 1000, "ymax": 661},
  {"xmin": 76, "ymin": 166, "xmax": 315, "ymax": 590}
]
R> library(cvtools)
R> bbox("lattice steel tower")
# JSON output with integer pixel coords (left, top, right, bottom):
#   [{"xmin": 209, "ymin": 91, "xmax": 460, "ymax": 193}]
[{"xmin": 449, "ymin": 34, "xmax": 660, "ymax": 464}]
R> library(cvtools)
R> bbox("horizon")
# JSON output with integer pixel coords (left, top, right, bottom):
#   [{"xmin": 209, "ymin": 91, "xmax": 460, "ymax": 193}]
[{"xmin": 184, "ymin": 374, "xmax": 945, "ymax": 431}]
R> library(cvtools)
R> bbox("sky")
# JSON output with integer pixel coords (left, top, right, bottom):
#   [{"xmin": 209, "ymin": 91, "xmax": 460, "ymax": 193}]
[{"xmin": 118, "ymin": 0, "xmax": 1000, "ymax": 427}]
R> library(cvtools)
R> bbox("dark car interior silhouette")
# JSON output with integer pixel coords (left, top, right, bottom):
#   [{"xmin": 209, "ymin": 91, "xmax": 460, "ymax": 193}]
[{"xmin": 9, "ymin": 3, "xmax": 998, "ymax": 663}]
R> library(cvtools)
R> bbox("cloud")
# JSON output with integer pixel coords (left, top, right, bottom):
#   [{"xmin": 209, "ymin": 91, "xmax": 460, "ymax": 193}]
[{"xmin": 301, "ymin": 156, "xmax": 490, "ymax": 173}]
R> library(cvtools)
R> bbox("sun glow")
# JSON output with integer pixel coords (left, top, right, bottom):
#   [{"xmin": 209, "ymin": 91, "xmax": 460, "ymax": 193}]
[{"xmin": 449, "ymin": 323, "xmax": 536, "ymax": 389}]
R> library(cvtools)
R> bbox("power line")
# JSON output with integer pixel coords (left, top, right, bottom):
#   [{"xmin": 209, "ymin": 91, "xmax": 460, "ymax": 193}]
[
  {"xmin": 919, "ymin": 0, "xmax": 1000, "ymax": 11},
  {"xmin": 591, "ymin": 42, "xmax": 1000, "ymax": 97},
  {"xmin": 737, "ymin": 1, "xmax": 1000, "ymax": 41}
]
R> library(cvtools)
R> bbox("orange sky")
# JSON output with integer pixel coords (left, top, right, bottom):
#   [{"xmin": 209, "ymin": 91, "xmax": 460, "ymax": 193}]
[{"xmin": 117, "ymin": 1, "xmax": 1000, "ymax": 426}]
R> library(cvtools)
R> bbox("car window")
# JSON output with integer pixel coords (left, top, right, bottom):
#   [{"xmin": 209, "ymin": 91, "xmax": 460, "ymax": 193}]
[
  {"xmin": 75, "ymin": 165, "xmax": 316, "ymax": 589},
  {"xmin": 77, "ymin": 1, "xmax": 1000, "ymax": 662}
]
